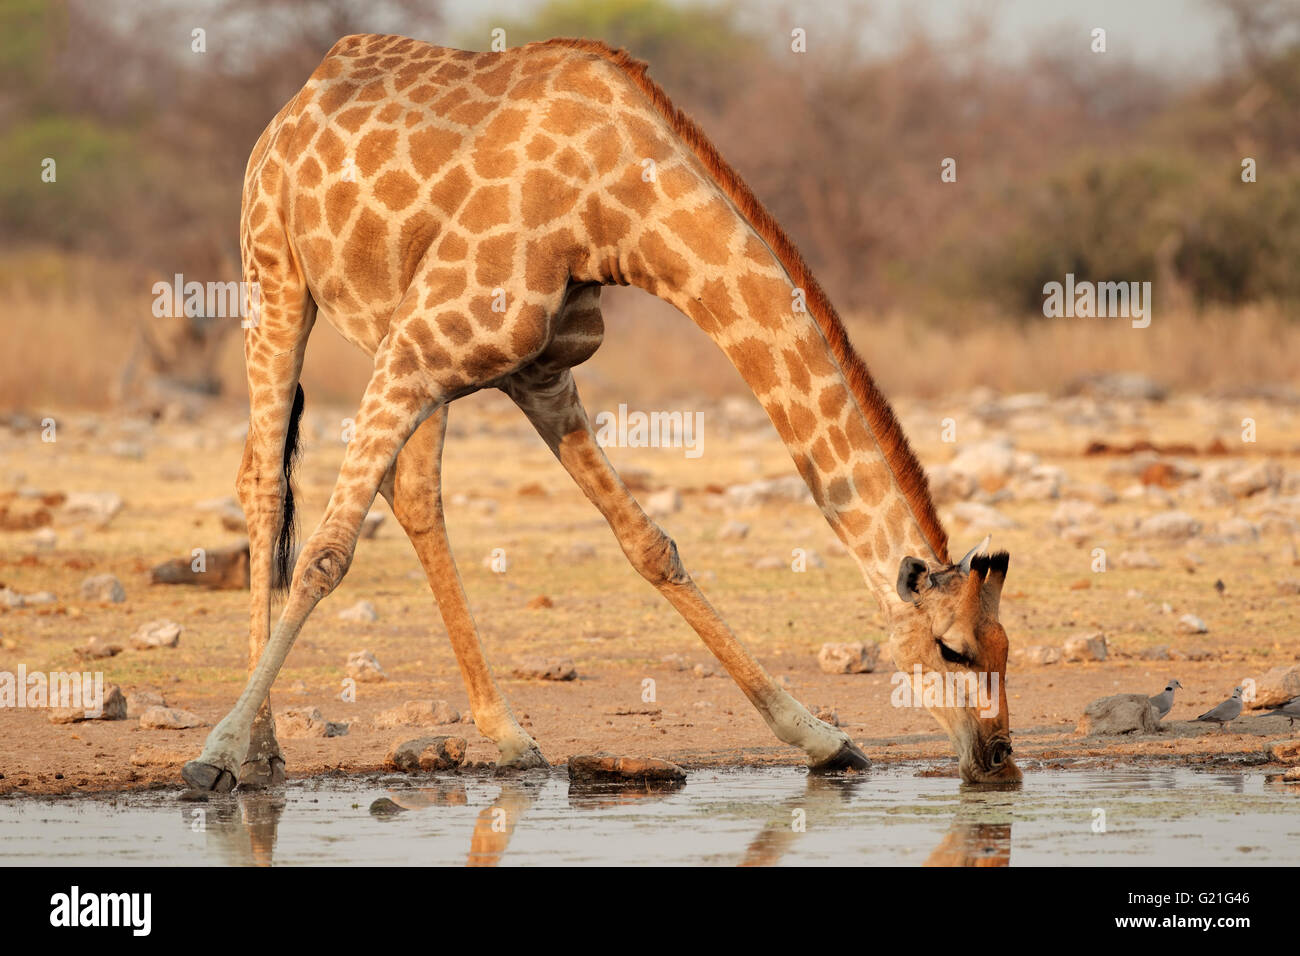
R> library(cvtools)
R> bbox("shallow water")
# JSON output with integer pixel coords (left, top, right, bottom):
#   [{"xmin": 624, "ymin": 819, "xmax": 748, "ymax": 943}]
[{"xmin": 1, "ymin": 765, "xmax": 1297, "ymax": 866}]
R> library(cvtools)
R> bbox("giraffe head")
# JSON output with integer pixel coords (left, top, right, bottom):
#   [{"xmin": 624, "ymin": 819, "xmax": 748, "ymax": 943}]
[{"xmin": 891, "ymin": 539, "xmax": 1020, "ymax": 785}]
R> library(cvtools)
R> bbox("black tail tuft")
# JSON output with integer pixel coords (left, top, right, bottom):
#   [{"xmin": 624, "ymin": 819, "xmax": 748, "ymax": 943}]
[{"xmin": 274, "ymin": 384, "xmax": 305, "ymax": 595}]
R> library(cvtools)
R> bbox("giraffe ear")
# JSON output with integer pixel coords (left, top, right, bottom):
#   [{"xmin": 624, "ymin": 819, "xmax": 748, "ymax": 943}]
[{"xmin": 896, "ymin": 556, "xmax": 929, "ymax": 604}]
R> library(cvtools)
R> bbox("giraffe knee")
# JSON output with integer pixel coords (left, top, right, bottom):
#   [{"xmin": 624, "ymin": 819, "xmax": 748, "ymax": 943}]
[
  {"xmin": 628, "ymin": 526, "xmax": 689, "ymax": 588},
  {"xmin": 293, "ymin": 540, "xmax": 353, "ymax": 601}
]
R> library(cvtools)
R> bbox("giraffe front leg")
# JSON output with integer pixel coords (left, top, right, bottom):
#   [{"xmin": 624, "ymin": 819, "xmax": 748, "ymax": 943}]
[
  {"xmin": 184, "ymin": 339, "xmax": 439, "ymax": 790},
  {"xmin": 381, "ymin": 408, "xmax": 546, "ymax": 770},
  {"xmin": 508, "ymin": 369, "xmax": 869, "ymax": 772}
]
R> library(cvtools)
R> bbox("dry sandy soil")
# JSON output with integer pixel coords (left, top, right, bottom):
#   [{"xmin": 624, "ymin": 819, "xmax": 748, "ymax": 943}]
[{"xmin": 1, "ymin": 384, "xmax": 1299, "ymax": 796}]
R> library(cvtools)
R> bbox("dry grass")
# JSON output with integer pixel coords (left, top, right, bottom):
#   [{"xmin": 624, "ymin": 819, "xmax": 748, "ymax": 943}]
[{"xmin": 2, "ymin": 251, "xmax": 1298, "ymax": 411}]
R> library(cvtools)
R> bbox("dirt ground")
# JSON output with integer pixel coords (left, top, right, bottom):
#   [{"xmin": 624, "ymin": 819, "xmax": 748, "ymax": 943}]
[{"xmin": 1, "ymin": 385, "xmax": 1298, "ymax": 796}]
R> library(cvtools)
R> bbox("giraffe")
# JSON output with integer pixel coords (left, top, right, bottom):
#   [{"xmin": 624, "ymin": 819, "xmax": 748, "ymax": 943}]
[{"xmin": 182, "ymin": 33, "xmax": 1020, "ymax": 792}]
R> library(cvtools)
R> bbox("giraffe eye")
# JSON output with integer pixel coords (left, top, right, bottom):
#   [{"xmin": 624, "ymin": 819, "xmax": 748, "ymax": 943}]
[{"xmin": 937, "ymin": 639, "xmax": 973, "ymax": 667}]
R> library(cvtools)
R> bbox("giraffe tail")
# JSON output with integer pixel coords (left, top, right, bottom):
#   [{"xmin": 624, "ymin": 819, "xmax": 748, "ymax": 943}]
[{"xmin": 274, "ymin": 383, "xmax": 305, "ymax": 594}]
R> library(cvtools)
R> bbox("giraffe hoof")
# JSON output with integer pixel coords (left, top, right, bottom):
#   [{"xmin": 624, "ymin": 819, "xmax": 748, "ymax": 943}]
[
  {"xmin": 808, "ymin": 740, "xmax": 871, "ymax": 774},
  {"xmin": 181, "ymin": 759, "xmax": 238, "ymax": 793},
  {"xmin": 237, "ymin": 754, "xmax": 286, "ymax": 789},
  {"xmin": 496, "ymin": 746, "xmax": 550, "ymax": 771}
]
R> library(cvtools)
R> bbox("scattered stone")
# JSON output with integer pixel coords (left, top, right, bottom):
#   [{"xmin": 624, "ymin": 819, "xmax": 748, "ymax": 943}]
[
  {"xmin": 692, "ymin": 662, "xmax": 717, "ymax": 678},
  {"xmin": 512, "ymin": 659, "xmax": 577, "ymax": 681},
  {"xmin": 1265, "ymin": 739, "xmax": 1300, "ymax": 765},
  {"xmin": 1050, "ymin": 500, "xmax": 1101, "ymax": 530},
  {"xmin": 1062, "ymin": 481, "xmax": 1119, "ymax": 506},
  {"xmin": 527, "ymin": 594, "xmax": 554, "ymax": 610},
  {"xmin": 138, "ymin": 706, "xmax": 205, "ymax": 730},
  {"xmin": 78, "ymin": 636, "xmax": 123, "ymax": 660},
  {"xmin": 1210, "ymin": 517, "xmax": 1259, "ymax": 545},
  {"xmin": 1063, "ymin": 632, "xmax": 1108, "ymax": 662},
  {"xmin": 23, "ymin": 590, "xmax": 56, "ymax": 605},
  {"xmin": 925, "ymin": 465, "xmax": 977, "ymax": 504},
  {"xmin": 718, "ymin": 520, "xmax": 750, "ymax": 540},
  {"xmin": 1226, "ymin": 461, "xmax": 1283, "ymax": 498},
  {"xmin": 385, "ymin": 735, "xmax": 467, "ymax": 772},
  {"xmin": 947, "ymin": 438, "xmax": 1019, "ymax": 481},
  {"xmin": 32, "ymin": 527, "xmax": 57, "ymax": 550},
  {"xmin": 817, "ymin": 641, "xmax": 880, "ymax": 674},
  {"xmin": 369, "ymin": 797, "xmax": 407, "ymax": 816},
  {"xmin": 338, "ymin": 600, "xmax": 378, "ymax": 623},
  {"xmin": 346, "ymin": 650, "xmax": 386, "ymax": 682},
  {"xmin": 1252, "ymin": 665, "xmax": 1300, "ymax": 709},
  {"xmin": 645, "ymin": 488, "xmax": 681, "ymax": 517},
  {"xmin": 1018, "ymin": 646, "xmax": 1062, "ymax": 666},
  {"xmin": 80, "ymin": 574, "xmax": 125, "ymax": 603},
  {"xmin": 1169, "ymin": 646, "xmax": 1216, "ymax": 662},
  {"xmin": 277, "ymin": 707, "xmax": 349, "ymax": 738},
  {"xmin": 359, "ymin": 511, "xmax": 386, "ymax": 539},
  {"xmin": 1077, "ymin": 694, "xmax": 1159, "ymax": 735},
  {"xmin": 1177, "ymin": 614, "xmax": 1208, "ymax": 635},
  {"xmin": 725, "ymin": 476, "xmax": 813, "ymax": 509},
  {"xmin": 217, "ymin": 503, "xmax": 247, "ymax": 532},
  {"xmin": 48, "ymin": 685, "xmax": 127, "ymax": 723},
  {"xmin": 1136, "ymin": 511, "xmax": 1202, "ymax": 541},
  {"xmin": 373, "ymin": 700, "xmax": 462, "ymax": 729},
  {"xmin": 752, "ymin": 555, "xmax": 786, "ymax": 570},
  {"xmin": 0, "ymin": 588, "xmax": 25, "ymax": 608},
  {"xmin": 62, "ymin": 491, "xmax": 124, "ymax": 525},
  {"xmin": 568, "ymin": 753, "xmax": 686, "ymax": 784},
  {"xmin": 126, "ymin": 690, "xmax": 166, "ymax": 718},
  {"xmin": 130, "ymin": 619, "xmax": 181, "ymax": 650},
  {"xmin": 1009, "ymin": 465, "xmax": 1064, "ymax": 501},
  {"xmin": 1139, "ymin": 645, "xmax": 1171, "ymax": 661},
  {"xmin": 950, "ymin": 501, "xmax": 1019, "ymax": 530},
  {"xmin": 150, "ymin": 541, "xmax": 252, "ymax": 590}
]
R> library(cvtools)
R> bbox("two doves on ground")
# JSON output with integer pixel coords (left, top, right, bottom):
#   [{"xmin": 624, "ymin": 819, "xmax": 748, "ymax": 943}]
[{"xmin": 1147, "ymin": 680, "xmax": 1300, "ymax": 733}]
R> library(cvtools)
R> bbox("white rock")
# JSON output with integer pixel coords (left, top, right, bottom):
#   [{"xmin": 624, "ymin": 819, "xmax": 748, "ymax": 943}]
[
  {"xmin": 347, "ymin": 649, "xmax": 386, "ymax": 682},
  {"xmin": 1063, "ymin": 632, "xmax": 1108, "ymax": 662},
  {"xmin": 1136, "ymin": 511, "xmax": 1202, "ymax": 541},
  {"xmin": 1177, "ymin": 614, "xmax": 1208, "ymax": 634},
  {"xmin": 139, "ymin": 706, "xmax": 204, "ymax": 730},
  {"xmin": 80, "ymin": 574, "xmax": 125, "ymax": 603},
  {"xmin": 951, "ymin": 502, "xmax": 1019, "ymax": 529},
  {"xmin": 130, "ymin": 619, "xmax": 181, "ymax": 649},
  {"xmin": 645, "ymin": 487, "xmax": 682, "ymax": 517},
  {"xmin": 817, "ymin": 641, "xmax": 880, "ymax": 674},
  {"xmin": 338, "ymin": 600, "xmax": 378, "ymax": 623},
  {"xmin": 725, "ymin": 476, "xmax": 813, "ymax": 509}
]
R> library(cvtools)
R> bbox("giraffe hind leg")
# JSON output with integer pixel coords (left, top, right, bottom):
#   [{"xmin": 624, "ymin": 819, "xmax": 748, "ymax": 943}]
[{"xmin": 378, "ymin": 408, "xmax": 546, "ymax": 769}]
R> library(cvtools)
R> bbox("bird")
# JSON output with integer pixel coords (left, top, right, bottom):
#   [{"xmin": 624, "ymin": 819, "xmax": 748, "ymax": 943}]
[
  {"xmin": 1148, "ymin": 679, "xmax": 1183, "ymax": 721},
  {"xmin": 1196, "ymin": 687, "xmax": 1244, "ymax": 733},
  {"xmin": 1262, "ymin": 695, "xmax": 1300, "ymax": 728}
]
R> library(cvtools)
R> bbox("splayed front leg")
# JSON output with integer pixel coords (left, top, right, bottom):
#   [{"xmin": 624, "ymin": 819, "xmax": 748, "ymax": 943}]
[
  {"xmin": 763, "ymin": 689, "xmax": 871, "ymax": 772},
  {"xmin": 238, "ymin": 702, "xmax": 286, "ymax": 788}
]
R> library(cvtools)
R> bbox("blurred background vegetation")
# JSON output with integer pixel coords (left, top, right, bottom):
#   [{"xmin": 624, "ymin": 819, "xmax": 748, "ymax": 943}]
[{"xmin": 1, "ymin": 0, "xmax": 1298, "ymax": 408}]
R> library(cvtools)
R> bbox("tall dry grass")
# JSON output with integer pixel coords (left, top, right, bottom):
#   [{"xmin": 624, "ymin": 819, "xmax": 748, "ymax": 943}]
[{"xmin": 3, "ymin": 256, "xmax": 1296, "ymax": 412}]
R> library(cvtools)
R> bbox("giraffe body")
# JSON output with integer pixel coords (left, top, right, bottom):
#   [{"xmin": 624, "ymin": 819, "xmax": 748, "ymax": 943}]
[{"xmin": 185, "ymin": 34, "xmax": 1020, "ymax": 792}]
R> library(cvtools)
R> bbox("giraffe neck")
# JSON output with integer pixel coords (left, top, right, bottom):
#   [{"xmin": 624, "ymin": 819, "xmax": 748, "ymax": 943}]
[{"xmin": 621, "ymin": 211, "xmax": 944, "ymax": 613}]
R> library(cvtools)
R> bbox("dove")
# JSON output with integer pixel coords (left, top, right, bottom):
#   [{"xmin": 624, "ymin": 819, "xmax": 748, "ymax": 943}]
[
  {"xmin": 1262, "ymin": 695, "xmax": 1300, "ymax": 728},
  {"xmin": 1148, "ymin": 679, "xmax": 1183, "ymax": 721},
  {"xmin": 1196, "ymin": 687, "xmax": 1244, "ymax": 732}
]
